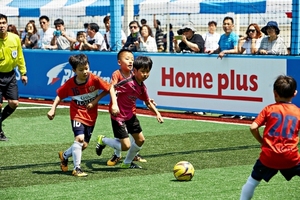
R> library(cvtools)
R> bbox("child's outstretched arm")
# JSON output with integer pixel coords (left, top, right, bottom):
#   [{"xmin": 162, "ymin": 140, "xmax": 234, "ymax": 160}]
[
  {"xmin": 250, "ymin": 122, "xmax": 263, "ymax": 144},
  {"xmin": 109, "ymin": 86, "xmax": 119, "ymax": 115},
  {"xmin": 145, "ymin": 99, "xmax": 164, "ymax": 123},
  {"xmin": 87, "ymin": 90, "xmax": 109, "ymax": 110},
  {"xmin": 47, "ymin": 96, "xmax": 62, "ymax": 120}
]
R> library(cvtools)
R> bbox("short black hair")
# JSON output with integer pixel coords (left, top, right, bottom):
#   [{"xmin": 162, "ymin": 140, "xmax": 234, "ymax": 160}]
[
  {"xmin": 129, "ymin": 20, "xmax": 140, "ymax": 28},
  {"xmin": 133, "ymin": 56, "xmax": 153, "ymax": 71},
  {"xmin": 103, "ymin": 16, "xmax": 110, "ymax": 24},
  {"xmin": 77, "ymin": 31, "xmax": 85, "ymax": 37},
  {"xmin": 223, "ymin": 16, "xmax": 234, "ymax": 24},
  {"xmin": 0, "ymin": 14, "xmax": 7, "ymax": 22},
  {"xmin": 117, "ymin": 49, "xmax": 133, "ymax": 60},
  {"xmin": 273, "ymin": 75, "xmax": 297, "ymax": 98},
  {"xmin": 141, "ymin": 19, "xmax": 147, "ymax": 25},
  {"xmin": 54, "ymin": 18, "xmax": 64, "ymax": 26},
  {"xmin": 84, "ymin": 23, "xmax": 89, "ymax": 29},
  {"xmin": 208, "ymin": 21, "xmax": 217, "ymax": 26},
  {"xmin": 39, "ymin": 15, "xmax": 50, "ymax": 22},
  {"xmin": 69, "ymin": 54, "xmax": 89, "ymax": 70},
  {"xmin": 88, "ymin": 23, "xmax": 99, "ymax": 32}
]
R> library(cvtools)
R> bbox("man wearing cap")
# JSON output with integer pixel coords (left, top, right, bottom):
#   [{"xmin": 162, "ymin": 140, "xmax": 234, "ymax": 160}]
[
  {"xmin": 174, "ymin": 24, "xmax": 204, "ymax": 53},
  {"xmin": 258, "ymin": 21, "xmax": 287, "ymax": 55},
  {"xmin": 209, "ymin": 16, "xmax": 239, "ymax": 59}
]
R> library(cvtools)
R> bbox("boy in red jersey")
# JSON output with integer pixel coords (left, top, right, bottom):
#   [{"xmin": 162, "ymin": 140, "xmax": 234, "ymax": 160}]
[
  {"xmin": 240, "ymin": 75, "xmax": 300, "ymax": 199},
  {"xmin": 95, "ymin": 56, "xmax": 163, "ymax": 169},
  {"xmin": 47, "ymin": 54, "xmax": 118, "ymax": 177}
]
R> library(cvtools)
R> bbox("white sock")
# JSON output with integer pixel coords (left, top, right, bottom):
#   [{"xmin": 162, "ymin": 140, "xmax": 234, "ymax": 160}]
[
  {"xmin": 102, "ymin": 137, "xmax": 122, "ymax": 151},
  {"xmin": 129, "ymin": 134, "xmax": 140, "ymax": 156},
  {"xmin": 113, "ymin": 138, "xmax": 121, "ymax": 157},
  {"xmin": 240, "ymin": 175, "xmax": 260, "ymax": 200},
  {"xmin": 64, "ymin": 146, "xmax": 72, "ymax": 159},
  {"xmin": 124, "ymin": 142, "xmax": 141, "ymax": 164},
  {"xmin": 72, "ymin": 141, "xmax": 83, "ymax": 169}
]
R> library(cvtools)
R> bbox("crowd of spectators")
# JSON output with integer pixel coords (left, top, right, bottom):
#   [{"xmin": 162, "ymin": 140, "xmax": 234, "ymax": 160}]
[{"xmin": 8, "ymin": 14, "xmax": 289, "ymax": 55}]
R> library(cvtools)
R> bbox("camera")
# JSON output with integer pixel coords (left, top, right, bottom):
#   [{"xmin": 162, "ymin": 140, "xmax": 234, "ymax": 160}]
[{"xmin": 54, "ymin": 30, "xmax": 61, "ymax": 36}]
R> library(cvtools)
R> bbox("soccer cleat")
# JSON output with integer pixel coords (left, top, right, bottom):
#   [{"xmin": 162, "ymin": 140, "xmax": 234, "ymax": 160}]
[
  {"xmin": 95, "ymin": 135, "xmax": 106, "ymax": 156},
  {"xmin": 72, "ymin": 167, "xmax": 88, "ymax": 177},
  {"xmin": 58, "ymin": 151, "xmax": 68, "ymax": 172},
  {"xmin": 0, "ymin": 131, "xmax": 8, "ymax": 141},
  {"xmin": 107, "ymin": 154, "xmax": 122, "ymax": 166},
  {"xmin": 133, "ymin": 154, "xmax": 147, "ymax": 162},
  {"xmin": 120, "ymin": 162, "xmax": 142, "ymax": 169}
]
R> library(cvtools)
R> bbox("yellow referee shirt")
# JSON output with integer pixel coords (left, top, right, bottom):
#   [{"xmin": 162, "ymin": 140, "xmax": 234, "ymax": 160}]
[{"xmin": 0, "ymin": 32, "xmax": 26, "ymax": 75}]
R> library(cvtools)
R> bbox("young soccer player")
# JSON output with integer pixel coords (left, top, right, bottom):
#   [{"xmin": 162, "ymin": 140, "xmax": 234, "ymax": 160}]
[
  {"xmin": 95, "ymin": 55, "xmax": 164, "ymax": 168},
  {"xmin": 91, "ymin": 49, "xmax": 148, "ymax": 165},
  {"xmin": 47, "ymin": 54, "xmax": 118, "ymax": 177},
  {"xmin": 240, "ymin": 75, "xmax": 300, "ymax": 199}
]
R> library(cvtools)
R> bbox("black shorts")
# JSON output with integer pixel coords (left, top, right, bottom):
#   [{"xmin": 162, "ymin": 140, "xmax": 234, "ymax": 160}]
[
  {"xmin": 71, "ymin": 120, "xmax": 94, "ymax": 143},
  {"xmin": 0, "ymin": 71, "xmax": 18, "ymax": 103},
  {"xmin": 251, "ymin": 159, "xmax": 300, "ymax": 182},
  {"xmin": 111, "ymin": 115, "xmax": 142, "ymax": 139}
]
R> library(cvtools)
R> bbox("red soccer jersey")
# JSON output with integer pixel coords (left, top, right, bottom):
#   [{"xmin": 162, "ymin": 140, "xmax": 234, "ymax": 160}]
[
  {"xmin": 111, "ymin": 69, "xmax": 136, "ymax": 114},
  {"xmin": 57, "ymin": 73, "xmax": 110, "ymax": 126},
  {"xmin": 255, "ymin": 102, "xmax": 300, "ymax": 169},
  {"xmin": 109, "ymin": 76, "xmax": 149, "ymax": 121}
]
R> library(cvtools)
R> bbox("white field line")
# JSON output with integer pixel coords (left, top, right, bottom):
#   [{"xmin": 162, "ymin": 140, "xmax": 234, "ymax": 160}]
[{"xmin": 18, "ymin": 101, "xmax": 250, "ymax": 127}]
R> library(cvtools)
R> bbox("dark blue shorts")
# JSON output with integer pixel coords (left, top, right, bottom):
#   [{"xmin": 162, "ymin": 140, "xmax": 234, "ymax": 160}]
[
  {"xmin": 0, "ymin": 71, "xmax": 18, "ymax": 103},
  {"xmin": 111, "ymin": 115, "xmax": 142, "ymax": 139},
  {"xmin": 71, "ymin": 120, "xmax": 94, "ymax": 143},
  {"xmin": 251, "ymin": 159, "xmax": 300, "ymax": 182}
]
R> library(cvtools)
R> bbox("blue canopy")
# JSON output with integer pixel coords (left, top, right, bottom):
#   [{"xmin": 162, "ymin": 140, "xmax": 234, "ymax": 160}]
[
  {"xmin": 0, "ymin": 0, "xmax": 144, "ymax": 17},
  {"xmin": 139, "ymin": 0, "xmax": 292, "ymax": 15}
]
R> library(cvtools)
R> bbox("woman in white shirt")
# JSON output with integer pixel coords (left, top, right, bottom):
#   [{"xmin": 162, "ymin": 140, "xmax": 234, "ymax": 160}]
[
  {"xmin": 135, "ymin": 25, "xmax": 157, "ymax": 52},
  {"xmin": 238, "ymin": 23, "xmax": 263, "ymax": 54}
]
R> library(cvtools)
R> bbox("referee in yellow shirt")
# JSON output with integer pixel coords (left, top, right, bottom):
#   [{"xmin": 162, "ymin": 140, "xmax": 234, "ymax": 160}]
[{"xmin": 0, "ymin": 14, "xmax": 28, "ymax": 141}]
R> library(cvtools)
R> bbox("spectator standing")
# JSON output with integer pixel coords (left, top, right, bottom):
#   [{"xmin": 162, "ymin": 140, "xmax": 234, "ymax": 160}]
[
  {"xmin": 49, "ymin": 18, "xmax": 76, "ymax": 50},
  {"xmin": 37, "ymin": 15, "xmax": 55, "ymax": 49},
  {"xmin": 123, "ymin": 20, "xmax": 141, "ymax": 52},
  {"xmin": 83, "ymin": 23, "xmax": 107, "ymax": 51},
  {"xmin": 202, "ymin": 21, "xmax": 220, "ymax": 53},
  {"xmin": 0, "ymin": 14, "xmax": 28, "ymax": 141},
  {"xmin": 22, "ymin": 21, "xmax": 39, "ymax": 49},
  {"xmin": 136, "ymin": 25, "xmax": 157, "ymax": 52},
  {"xmin": 238, "ymin": 23, "xmax": 263, "ymax": 54},
  {"xmin": 258, "ymin": 21, "xmax": 287, "ymax": 55},
  {"xmin": 103, "ymin": 15, "xmax": 126, "ymax": 50},
  {"xmin": 174, "ymin": 24, "xmax": 204, "ymax": 53},
  {"xmin": 153, "ymin": 14, "xmax": 164, "ymax": 51},
  {"xmin": 162, "ymin": 23, "xmax": 174, "ymax": 52},
  {"xmin": 210, "ymin": 16, "xmax": 239, "ymax": 59}
]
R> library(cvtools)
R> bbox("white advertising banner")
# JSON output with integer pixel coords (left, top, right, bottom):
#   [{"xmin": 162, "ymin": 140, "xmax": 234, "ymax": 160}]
[{"xmin": 145, "ymin": 55, "xmax": 287, "ymax": 115}]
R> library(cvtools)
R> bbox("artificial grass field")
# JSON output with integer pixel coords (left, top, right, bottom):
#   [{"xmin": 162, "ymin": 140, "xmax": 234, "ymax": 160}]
[{"xmin": 0, "ymin": 103, "xmax": 300, "ymax": 200}]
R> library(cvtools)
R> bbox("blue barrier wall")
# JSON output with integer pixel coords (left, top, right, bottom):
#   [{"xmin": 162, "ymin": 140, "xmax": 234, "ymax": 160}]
[{"xmin": 18, "ymin": 50, "xmax": 300, "ymax": 116}]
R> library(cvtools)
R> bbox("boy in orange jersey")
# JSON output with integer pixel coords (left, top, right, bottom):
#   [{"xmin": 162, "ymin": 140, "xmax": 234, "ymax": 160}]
[
  {"xmin": 47, "ymin": 54, "xmax": 118, "ymax": 177},
  {"xmin": 90, "ymin": 49, "xmax": 148, "ymax": 166},
  {"xmin": 240, "ymin": 75, "xmax": 300, "ymax": 199}
]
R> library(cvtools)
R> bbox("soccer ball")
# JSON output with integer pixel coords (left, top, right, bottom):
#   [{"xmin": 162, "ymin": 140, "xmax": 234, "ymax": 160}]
[{"xmin": 173, "ymin": 161, "xmax": 195, "ymax": 181}]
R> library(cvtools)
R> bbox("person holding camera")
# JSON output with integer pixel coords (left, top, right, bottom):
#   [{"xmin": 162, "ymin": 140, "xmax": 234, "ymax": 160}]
[
  {"xmin": 21, "ymin": 21, "xmax": 38, "ymax": 49},
  {"xmin": 123, "ymin": 21, "xmax": 141, "ymax": 52},
  {"xmin": 174, "ymin": 23, "xmax": 204, "ymax": 53},
  {"xmin": 48, "ymin": 18, "xmax": 76, "ymax": 50}
]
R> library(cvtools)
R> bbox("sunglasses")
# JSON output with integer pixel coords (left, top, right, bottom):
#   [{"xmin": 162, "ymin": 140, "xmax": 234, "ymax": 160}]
[
  {"xmin": 40, "ymin": 21, "xmax": 46, "ymax": 25},
  {"xmin": 130, "ymin": 26, "xmax": 138, "ymax": 29},
  {"xmin": 182, "ymin": 28, "xmax": 191, "ymax": 32},
  {"xmin": 247, "ymin": 29, "xmax": 256, "ymax": 33}
]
